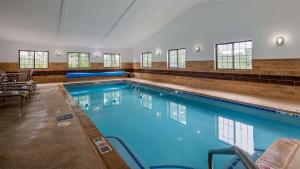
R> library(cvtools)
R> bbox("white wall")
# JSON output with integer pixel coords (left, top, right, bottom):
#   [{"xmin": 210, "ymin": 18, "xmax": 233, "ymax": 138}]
[
  {"xmin": 1, "ymin": 0, "xmax": 300, "ymax": 65},
  {"xmin": 132, "ymin": 0, "xmax": 300, "ymax": 62},
  {"xmin": 0, "ymin": 41, "xmax": 133, "ymax": 63}
]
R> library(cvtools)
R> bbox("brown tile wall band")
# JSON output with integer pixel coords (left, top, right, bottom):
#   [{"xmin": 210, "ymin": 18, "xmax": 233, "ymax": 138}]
[
  {"xmin": 28, "ymin": 68, "xmax": 300, "ymax": 86},
  {"xmin": 131, "ymin": 69, "xmax": 300, "ymax": 87}
]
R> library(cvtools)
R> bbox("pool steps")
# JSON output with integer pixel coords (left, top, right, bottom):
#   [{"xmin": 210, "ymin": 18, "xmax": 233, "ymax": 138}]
[
  {"xmin": 107, "ymin": 136, "xmax": 265, "ymax": 169},
  {"xmin": 225, "ymin": 149, "xmax": 264, "ymax": 169},
  {"xmin": 106, "ymin": 136, "xmax": 145, "ymax": 169},
  {"xmin": 106, "ymin": 136, "xmax": 196, "ymax": 169}
]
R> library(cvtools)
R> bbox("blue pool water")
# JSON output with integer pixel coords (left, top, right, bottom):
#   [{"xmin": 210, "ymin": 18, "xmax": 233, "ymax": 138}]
[{"xmin": 65, "ymin": 81, "xmax": 300, "ymax": 169}]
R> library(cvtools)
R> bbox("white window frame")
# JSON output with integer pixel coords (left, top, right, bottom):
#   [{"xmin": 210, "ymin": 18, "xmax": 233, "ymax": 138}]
[
  {"xmin": 67, "ymin": 52, "xmax": 90, "ymax": 69},
  {"xmin": 168, "ymin": 48, "xmax": 186, "ymax": 68},
  {"xmin": 216, "ymin": 40, "xmax": 252, "ymax": 70},
  {"xmin": 19, "ymin": 50, "xmax": 49, "ymax": 69},
  {"xmin": 104, "ymin": 53, "xmax": 120, "ymax": 68},
  {"xmin": 142, "ymin": 52, "xmax": 152, "ymax": 68}
]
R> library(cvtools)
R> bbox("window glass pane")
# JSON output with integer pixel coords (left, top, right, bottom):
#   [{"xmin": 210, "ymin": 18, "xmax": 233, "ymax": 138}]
[
  {"xmin": 148, "ymin": 53, "xmax": 152, "ymax": 67},
  {"xmin": 104, "ymin": 90, "xmax": 121, "ymax": 107},
  {"xmin": 142, "ymin": 93, "xmax": 152, "ymax": 110},
  {"xmin": 114, "ymin": 54, "xmax": 120, "ymax": 67},
  {"xmin": 169, "ymin": 49, "xmax": 185, "ymax": 68},
  {"xmin": 79, "ymin": 53, "xmax": 90, "ymax": 68},
  {"xmin": 68, "ymin": 53, "xmax": 79, "ymax": 68},
  {"xmin": 217, "ymin": 44, "xmax": 233, "ymax": 69},
  {"xmin": 142, "ymin": 53, "xmax": 147, "ymax": 67},
  {"xmin": 142, "ymin": 53, "xmax": 152, "ymax": 68},
  {"xmin": 169, "ymin": 102, "xmax": 186, "ymax": 125},
  {"xmin": 104, "ymin": 53, "xmax": 120, "ymax": 68},
  {"xmin": 104, "ymin": 54, "xmax": 111, "ymax": 68},
  {"xmin": 68, "ymin": 52, "xmax": 90, "ymax": 68},
  {"xmin": 234, "ymin": 41, "xmax": 252, "ymax": 69},
  {"xmin": 20, "ymin": 51, "xmax": 34, "ymax": 69},
  {"xmin": 178, "ymin": 49, "xmax": 186, "ymax": 68},
  {"xmin": 34, "ymin": 52, "xmax": 48, "ymax": 68},
  {"xmin": 217, "ymin": 41, "xmax": 252, "ymax": 70}
]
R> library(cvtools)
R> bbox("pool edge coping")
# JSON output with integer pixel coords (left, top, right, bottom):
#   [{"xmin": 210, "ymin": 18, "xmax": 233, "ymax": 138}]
[
  {"xmin": 125, "ymin": 79, "xmax": 300, "ymax": 117},
  {"xmin": 60, "ymin": 78, "xmax": 300, "ymax": 169},
  {"xmin": 59, "ymin": 83, "xmax": 130, "ymax": 169},
  {"xmin": 62, "ymin": 78, "xmax": 300, "ymax": 116}
]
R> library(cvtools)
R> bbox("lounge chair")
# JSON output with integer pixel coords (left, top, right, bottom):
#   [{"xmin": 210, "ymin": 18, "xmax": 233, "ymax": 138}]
[
  {"xmin": 0, "ymin": 71, "xmax": 35, "ymax": 98},
  {"xmin": 3, "ymin": 70, "xmax": 36, "ymax": 90},
  {"xmin": 0, "ymin": 76, "xmax": 29, "ymax": 106},
  {"xmin": 17, "ymin": 69, "xmax": 37, "ymax": 89}
]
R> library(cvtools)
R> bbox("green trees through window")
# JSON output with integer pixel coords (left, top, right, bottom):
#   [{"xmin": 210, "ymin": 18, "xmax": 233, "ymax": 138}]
[
  {"xmin": 68, "ymin": 52, "xmax": 90, "ymax": 68},
  {"xmin": 216, "ymin": 41, "xmax": 252, "ymax": 70},
  {"xmin": 104, "ymin": 53, "xmax": 120, "ymax": 68},
  {"xmin": 168, "ymin": 48, "xmax": 186, "ymax": 68},
  {"xmin": 19, "ymin": 50, "xmax": 48, "ymax": 69},
  {"xmin": 142, "ymin": 52, "xmax": 152, "ymax": 68}
]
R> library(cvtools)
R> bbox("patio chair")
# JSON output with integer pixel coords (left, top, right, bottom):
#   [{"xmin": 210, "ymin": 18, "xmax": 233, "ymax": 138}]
[
  {"xmin": 21, "ymin": 69, "xmax": 37, "ymax": 88},
  {"xmin": 9, "ymin": 70, "xmax": 36, "ymax": 89},
  {"xmin": 1, "ymin": 72, "xmax": 35, "ymax": 97},
  {"xmin": 0, "ymin": 76, "xmax": 29, "ymax": 107}
]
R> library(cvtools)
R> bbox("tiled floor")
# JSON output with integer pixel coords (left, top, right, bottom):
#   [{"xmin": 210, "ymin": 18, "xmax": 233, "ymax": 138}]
[
  {"xmin": 0, "ymin": 84, "xmax": 106, "ymax": 169},
  {"xmin": 0, "ymin": 78, "xmax": 299, "ymax": 169}
]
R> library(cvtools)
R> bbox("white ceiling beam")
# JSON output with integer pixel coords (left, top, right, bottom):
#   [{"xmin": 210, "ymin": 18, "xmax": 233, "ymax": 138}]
[
  {"xmin": 96, "ymin": 0, "xmax": 137, "ymax": 48},
  {"xmin": 56, "ymin": 0, "xmax": 69, "ymax": 48}
]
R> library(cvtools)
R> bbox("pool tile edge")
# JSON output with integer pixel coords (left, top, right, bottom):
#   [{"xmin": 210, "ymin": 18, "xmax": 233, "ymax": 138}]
[
  {"xmin": 59, "ymin": 84, "xmax": 130, "ymax": 169},
  {"xmin": 125, "ymin": 79, "xmax": 300, "ymax": 116}
]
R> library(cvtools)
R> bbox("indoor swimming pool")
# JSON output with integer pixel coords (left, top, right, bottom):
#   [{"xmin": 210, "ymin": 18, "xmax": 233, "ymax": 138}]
[{"xmin": 65, "ymin": 81, "xmax": 300, "ymax": 169}]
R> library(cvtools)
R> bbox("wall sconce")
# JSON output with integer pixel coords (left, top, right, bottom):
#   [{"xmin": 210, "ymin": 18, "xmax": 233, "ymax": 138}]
[
  {"xmin": 56, "ymin": 51, "xmax": 61, "ymax": 56},
  {"xmin": 196, "ymin": 46, "xmax": 201, "ymax": 53},
  {"xmin": 276, "ymin": 37, "xmax": 285, "ymax": 46},
  {"xmin": 94, "ymin": 51, "xmax": 101, "ymax": 58},
  {"xmin": 156, "ymin": 50, "xmax": 161, "ymax": 56}
]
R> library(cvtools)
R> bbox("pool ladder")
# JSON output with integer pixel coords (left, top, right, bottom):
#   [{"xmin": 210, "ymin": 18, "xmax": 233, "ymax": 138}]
[{"xmin": 208, "ymin": 146, "xmax": 259, "ymax": 169}]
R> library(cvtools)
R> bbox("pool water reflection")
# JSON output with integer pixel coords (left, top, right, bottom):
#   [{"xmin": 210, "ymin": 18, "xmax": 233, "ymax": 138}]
[{"xmin": 65, "ymin": 82, "xmax": 300, "ymax": 169}]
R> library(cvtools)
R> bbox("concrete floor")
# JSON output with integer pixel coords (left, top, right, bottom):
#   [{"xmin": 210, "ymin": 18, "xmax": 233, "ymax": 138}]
[{"xmin": 0, "ymin": 84, "xmax": 105, "ymax": 169}]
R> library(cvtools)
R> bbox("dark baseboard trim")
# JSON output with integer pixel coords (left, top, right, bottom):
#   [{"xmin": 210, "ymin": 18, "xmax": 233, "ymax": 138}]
[
  {"xmin": 131, "ymin": 69, "xmax": 300, "ymax": 87},
  {"xmin": 30, "ymin": 68, "xmax": 300, "ymax": 86}
]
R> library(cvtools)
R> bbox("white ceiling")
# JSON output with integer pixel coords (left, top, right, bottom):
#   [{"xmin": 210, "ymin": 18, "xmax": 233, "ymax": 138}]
[{"xmin": 0, "ymin": 0, "xmax": 223, "ymax": 49}]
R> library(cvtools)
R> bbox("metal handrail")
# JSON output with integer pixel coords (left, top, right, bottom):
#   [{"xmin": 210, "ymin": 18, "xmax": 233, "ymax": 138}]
[{"xmin": 208, "ymin": 146, "xmax": 259, "ymax": 169}]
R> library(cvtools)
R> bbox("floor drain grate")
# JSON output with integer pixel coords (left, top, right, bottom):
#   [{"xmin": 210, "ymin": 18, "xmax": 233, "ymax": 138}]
[{"xmin": 56, "ymin": 114, "xmax": 73, "ymax": 122}]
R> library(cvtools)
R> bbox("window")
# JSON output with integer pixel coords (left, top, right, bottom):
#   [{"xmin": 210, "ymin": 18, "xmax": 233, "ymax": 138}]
[
  {"xmin": 142, "ymin": 52, "xmax": 152, "ymax": 68},
  {"xmin": 169, "ymin": 102, "xmax": 187, "ymax": 125},
  {"xmin": 218, "ymin": 116, "xmax": 254, "ymax": 155},
  {"xmin": 168, "ymin": 48, "xmax": 185, "ymax": 68},
  {"xmin": 104, "ymin": 53, "xmax": 120, "ymax": 68},
  {"xmin": 104, "ymin": 91, "xmax": 121, "ymax": 107},
  {"xmin": 216, "ymin": 40, "xmax": 252, "ymax": 69},
  {"xmin": 68, "ymin": 52, "xmax": 90, "ymax": 68},
  {"xmin": 74, "ymin": 95, "xmax": 90, "ymax": 111},
  {"xmin": 142, "ymin": 94, "xmax": 152, "ymax": 110},
  {"xmin": 19, "ymin": 50, "xmax": 49, "ymax": 69}
]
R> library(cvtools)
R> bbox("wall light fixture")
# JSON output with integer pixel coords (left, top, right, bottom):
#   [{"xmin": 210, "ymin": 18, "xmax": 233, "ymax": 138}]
[
  {"xmin": 156, "ymin": 49, "xmax": 161, "ymax": 56},
  {"xmin": 276, "ymin": 37, "xmax": 285, "ymax": 46},
  {"xmin": 196, "ymin": 46, "xmax": 201, "ymax": 52}
]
